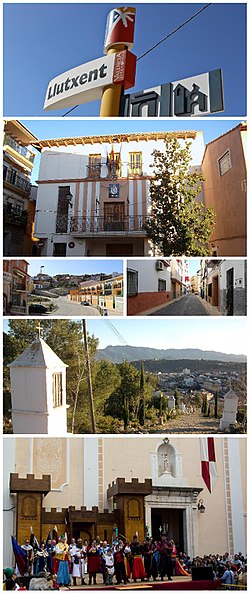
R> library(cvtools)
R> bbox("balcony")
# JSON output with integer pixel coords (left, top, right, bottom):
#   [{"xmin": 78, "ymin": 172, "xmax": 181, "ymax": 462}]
[
  {"xmin": 3, "ymin": 134, "xmax": 35, "ymax": 163},
  {"xmin": 3, "ymin": 203, "xmax": 28, "ymax": 227},
  {"xmin": 12, "ymin": 281, "xmax": 27, "ymax": 292},
  {"xmin": 3, "ymin": 167, "xmax": 31, "ymax": 193},
  {"xmin": 70, "ymin": 215, "xmax": 147, "ymax": 235}
]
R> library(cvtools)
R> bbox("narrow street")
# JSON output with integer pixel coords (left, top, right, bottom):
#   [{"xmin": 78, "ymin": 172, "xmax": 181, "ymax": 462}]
[
  {"xmin": 48, "ymin": 296, "xmax": 101, "ymax": 316},
  {"xmin": 150, "ymin": 294, "xmax": 209, "ymax": 316}
]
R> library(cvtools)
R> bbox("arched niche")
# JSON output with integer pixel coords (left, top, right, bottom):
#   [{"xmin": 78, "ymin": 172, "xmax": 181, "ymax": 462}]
[{"xmin": 157, "ymin": 441, "xmax": 177, "ymax": 478}]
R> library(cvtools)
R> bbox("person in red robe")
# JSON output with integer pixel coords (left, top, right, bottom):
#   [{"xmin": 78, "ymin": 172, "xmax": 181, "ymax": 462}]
[
  {"xmin": 87, "ymin": 539, "xmax": 101, "ymax": 585},
  {"xmin": 130, "ymin": 536, "xmax": 146, "ymax": 581}
]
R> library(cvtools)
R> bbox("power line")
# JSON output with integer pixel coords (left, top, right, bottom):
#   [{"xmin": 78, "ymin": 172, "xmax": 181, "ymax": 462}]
[
  {"xmin": 137, "ymin": 4, "xmax": 212, "ymax": 62},
  {"xmin": 103, "ymin": 319, "xmax": 128, "ymax": 346},
  {"xmin": 61, "ymin": 3, "xmax": 212, "ymax": 117}
]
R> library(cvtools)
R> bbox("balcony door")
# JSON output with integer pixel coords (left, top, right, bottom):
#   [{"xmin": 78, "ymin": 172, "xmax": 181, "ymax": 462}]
[{"xmin": 104, "ymin": 202, "xmax": 125, "ymax": 231}]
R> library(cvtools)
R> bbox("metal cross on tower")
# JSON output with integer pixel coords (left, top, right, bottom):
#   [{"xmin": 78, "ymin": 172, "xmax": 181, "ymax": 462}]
[{"xmin": 36, "ymin": 322, "xmax": 43, "ymax": 338}]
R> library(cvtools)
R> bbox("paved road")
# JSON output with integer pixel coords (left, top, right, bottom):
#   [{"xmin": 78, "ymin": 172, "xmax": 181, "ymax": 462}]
[
  {"xmin": 49, "ymin": 296, "xmax": 101, "ymax": 316},
  {"xmin": 150, "ymin": 294, "xmax": 209, "ymax": 316}
]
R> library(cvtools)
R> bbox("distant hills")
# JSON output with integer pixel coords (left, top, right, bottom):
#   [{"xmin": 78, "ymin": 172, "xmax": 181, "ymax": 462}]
[{"xmin": 96, "ymin": 345, "xmax": 246, "ymax": 364}]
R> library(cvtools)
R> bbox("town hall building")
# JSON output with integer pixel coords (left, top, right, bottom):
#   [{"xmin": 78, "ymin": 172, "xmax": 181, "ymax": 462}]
[{"xmin": 32, "ymin": 130, "xmax": 205, "ymax": 257}]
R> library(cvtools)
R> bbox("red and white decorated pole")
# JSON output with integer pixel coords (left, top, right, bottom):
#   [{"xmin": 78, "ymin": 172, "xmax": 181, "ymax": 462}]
[{"xmin": 100, "ymin": 7, "xmax": 136, "ymax": 117}]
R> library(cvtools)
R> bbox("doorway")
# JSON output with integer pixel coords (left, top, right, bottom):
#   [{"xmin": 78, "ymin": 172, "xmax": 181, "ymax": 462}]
[
  {"xmin": 104, "ymin": 202, "xmax": 125, "ymax": 231},
  {"xmin": 106, "ymin": 243, "xmax": 134, "ymax": 256},
  {"xmin": 151, "ymin": 508, "xmax": 184, "ymax": 552},
  {"xmin": 226, "ymin": 268, "xmax": 234, "ymax": 315}
]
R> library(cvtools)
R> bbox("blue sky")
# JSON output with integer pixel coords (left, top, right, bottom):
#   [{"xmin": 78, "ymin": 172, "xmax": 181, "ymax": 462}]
[
  {"xmin": 21, "ymin": 259, "xmax": 123, "ymax": 277},
  {"xmin": 4, "ymin": 3, "xmax": 246, "ymax": 116},
  {"xmin": 22, "ymin": 119, "xmax": 243, "ymax": 184},
  {"xmin": 3, "ymin": 318, "xmax": 247, "ymax": 355}
]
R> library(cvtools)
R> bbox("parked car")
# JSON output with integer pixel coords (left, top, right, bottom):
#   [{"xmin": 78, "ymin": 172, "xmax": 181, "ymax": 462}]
[
  {"xmin": 81, "ymin": 300, "xmax": 90, "ymax": 306},
  {"xmin": 29, "ymin": 304, "xmax": 48, "ymax": 315}
]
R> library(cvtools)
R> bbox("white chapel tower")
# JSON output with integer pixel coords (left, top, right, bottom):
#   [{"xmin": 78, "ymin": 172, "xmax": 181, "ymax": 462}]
[{"xmin": 9, "ymin": 332, "xmax": 68, "ymax": 435}]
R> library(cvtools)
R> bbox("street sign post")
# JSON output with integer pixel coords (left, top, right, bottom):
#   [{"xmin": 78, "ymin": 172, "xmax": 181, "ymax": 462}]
[{"xmin": 44, "ymin": 50, "xmax": 136, "ymax": 111}]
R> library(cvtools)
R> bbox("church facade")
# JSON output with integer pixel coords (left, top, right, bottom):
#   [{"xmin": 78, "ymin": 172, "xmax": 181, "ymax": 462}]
[{"xmin": 3, "ymin": 436, "xmax": 246, "ymax": 567}]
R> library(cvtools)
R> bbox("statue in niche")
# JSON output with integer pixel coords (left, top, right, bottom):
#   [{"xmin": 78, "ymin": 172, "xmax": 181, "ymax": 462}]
[{"xmin": 163, "ymin": 454, "xmax": 169, "ymax": 473}]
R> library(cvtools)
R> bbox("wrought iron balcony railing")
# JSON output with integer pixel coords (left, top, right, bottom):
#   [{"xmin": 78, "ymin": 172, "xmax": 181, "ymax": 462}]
[
  {"xmin": 3, "ymin": 203, "xmax": 28, "ymax": 227},
  {"xmin": 3, "ymin": 167, "xmax": 31, "ymax": 193},
  {"xmin": 69, "ymin": 215, "xmax": 147, "ymax": 234},
  {"xmin": 3, "ymin": 134, "xmax": 35, "ymax": 163}
]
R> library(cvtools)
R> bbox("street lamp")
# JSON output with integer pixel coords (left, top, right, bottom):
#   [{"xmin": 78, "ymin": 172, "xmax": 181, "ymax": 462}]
[{"xmin": 197, "ymin": 499, "xmax": 206, "ymax": 513}]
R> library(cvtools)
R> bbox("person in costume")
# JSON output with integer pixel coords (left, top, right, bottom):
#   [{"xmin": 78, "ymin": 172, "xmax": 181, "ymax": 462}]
[
  {"xmin": 70, "ymin": 538, "xmax": 86, "ymax": 586},
  {"xmin": 87, "ymin": 539, "xmax": 101, "ymax": 585},
  {"xmin": 21, "ymin": 539, "xmax": 34, "ymax": 575},
  {"xmin": 103, "ymin": 548, "xmax": 115, "ymax": 585},
  {"xmin": 114, "ymin": 542, "xmax": 127, "ymax": 585},
  {"xmin": 54, "ymin": 535, "xmax": 70, "ymax": 587},
  {"xmin": 157, "ymin": 536, "xmax": 173, "ymax": 581},
  {"xmin": 130, "ymin": 535, "xmax": 146, "ymax": 581}
]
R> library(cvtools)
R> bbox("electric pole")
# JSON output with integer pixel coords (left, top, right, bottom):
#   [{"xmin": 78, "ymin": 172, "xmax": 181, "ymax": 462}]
[{"xmin": 82, "ymin": 319, "xmax": 96, "ymax": 433}]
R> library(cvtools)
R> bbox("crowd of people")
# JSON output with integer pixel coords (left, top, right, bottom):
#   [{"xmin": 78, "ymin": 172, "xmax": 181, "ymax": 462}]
[{"xmin": 3, "ymin": 532, "xmax": 247, "ymax": 590}]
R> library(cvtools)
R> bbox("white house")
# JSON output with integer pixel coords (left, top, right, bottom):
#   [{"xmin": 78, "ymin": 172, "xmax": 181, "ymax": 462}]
[
  {"xmin": 127, "ymin": 259, "xmax": 171, "ymax": 315},
  {"xmin": 33, "ymin": 131, "xmax": 205, "ymax": 257}
]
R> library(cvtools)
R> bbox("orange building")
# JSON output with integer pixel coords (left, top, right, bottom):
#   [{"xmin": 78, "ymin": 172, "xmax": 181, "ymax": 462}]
[
  {"xmin": 3, "ymin": 260, "xmax": 30, "ymax": 315},
  {"xmin": 202, "ymin": 123, "xmax": 247, "ymax": 256}
]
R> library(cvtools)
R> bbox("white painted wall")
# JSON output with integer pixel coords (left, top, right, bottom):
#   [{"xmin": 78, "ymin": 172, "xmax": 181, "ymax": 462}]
[
  {"xmin": 127, "ymin": 260, "xmax": 171, "ymax": 292},
  {"xmin": 83, "ymin": 437, "xmax": 99, "ymax": 509},
  {"xmin": 10, "ymin": 365, "xmax": 67, "ymax": 435},
  {"xmin": 227, "ymin": 439, "xmax": 246, "ymax": 555},
  {"xmin": 3, "ymin": 438, "xmax": 16, "ymax": 567},
  {"xmin": 220, "ymin": 260, "xmax": 246, "ymax": 290}
]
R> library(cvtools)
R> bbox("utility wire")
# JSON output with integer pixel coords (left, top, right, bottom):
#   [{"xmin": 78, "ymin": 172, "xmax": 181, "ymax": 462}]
[
  {"xmin": 61, "ymin": 3, "xmax": 212, "ymax": 117},
  {"xmin": 136, "ymin": 3, "xmax": 211, "ymax": 62}
]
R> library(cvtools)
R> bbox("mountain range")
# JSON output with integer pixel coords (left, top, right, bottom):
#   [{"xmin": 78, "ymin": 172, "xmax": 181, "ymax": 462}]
[{"xmin": 96, "ymin": 345, "xmax": 246, "ymax": 364}]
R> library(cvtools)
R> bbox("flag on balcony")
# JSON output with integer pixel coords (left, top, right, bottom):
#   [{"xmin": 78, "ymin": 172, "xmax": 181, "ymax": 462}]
[
  {"xmin": 110, "ymin": 145, "xmax": 115, "ymax": 162},
  {"xmin": 11, "ymin": 535, "xmax": 28, "ymax": 576},
  {"xmin": 200, "ymin": 437, "xmax": 218, "ymax": 492}
]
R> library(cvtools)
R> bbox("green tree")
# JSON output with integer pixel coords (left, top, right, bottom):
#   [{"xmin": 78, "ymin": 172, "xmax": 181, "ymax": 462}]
[
  {"xmin": 138, "ymin": 361, "xmax": 145, "ymax": 426},
  {"xmin": 214, "ymin": 391, "xmax": 218, "ymax": 419},
  {"xmin": 174, "ymin": 388, "xmax": 180, "ymax": 410},
  {"xmin": 144, "ymin": 135, "xmax": 215, "ymax": 255},
  {"xmin": 105, "ymin": 361, "xmax": 140, "ymax": 430}
]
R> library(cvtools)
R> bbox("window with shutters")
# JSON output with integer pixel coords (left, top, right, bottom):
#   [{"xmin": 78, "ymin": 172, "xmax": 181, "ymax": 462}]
[
  {"xmin": 127, "ymin": 268, "xmax": 138, "ymax": 296},
  {"xmin": 218, "ymin": 151, "xmax": 231, "ymax": 176},
  {"xmin": 52, "ymin": 372, "xmax": 63, "ymax": 407},
  {"xmin": 88, "ymin": 154, "xmax": 102, "ymax": 178},
  {"xmin": 128, "ymin": 152, "xmax": 142, "ymax": 176}
]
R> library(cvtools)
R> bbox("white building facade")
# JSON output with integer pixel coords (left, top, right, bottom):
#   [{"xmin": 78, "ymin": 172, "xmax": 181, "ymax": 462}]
[
  {"xmin": 3, "ymin": 436, "xmax": 246, "ymax": 567},
  {"xmin": 33, "ymin": 131, "xmax": 205, "ymax": 257}
]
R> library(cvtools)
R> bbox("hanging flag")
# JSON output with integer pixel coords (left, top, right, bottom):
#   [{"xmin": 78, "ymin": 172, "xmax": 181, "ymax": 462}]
[
  {"xmin": 46, "ymin": 530, "xmax": 52, "ymax": 543},
  {"xmin": 200, "ymin": 437, "xmax": 218, "ymax": 492},
  {"xmin": 110, "ymin": 144, "xmax": 115, "ymax": 162},
  {"xmin": 30, "ymin": 530, "xmax": 39, "ymax": 551},
  {"xmin": 11, "ymin": 535, "xmax": 28, "ymax": 576},
  {"xmin": 52, "ymin": 526, "xmax": 59, "ymax": 543}
]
